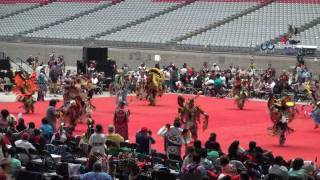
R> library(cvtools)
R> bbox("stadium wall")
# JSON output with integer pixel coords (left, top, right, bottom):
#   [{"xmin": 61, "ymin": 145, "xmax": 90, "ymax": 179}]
[{"xmin": 0, "ymin": 42, "xmax": 319, "ymax": 77}]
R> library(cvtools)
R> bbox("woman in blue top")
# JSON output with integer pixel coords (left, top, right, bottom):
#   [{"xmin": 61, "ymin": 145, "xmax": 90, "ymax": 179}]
[{"xmin": 40, "ymin": 117, "xmax": 53, "ymax": 139}]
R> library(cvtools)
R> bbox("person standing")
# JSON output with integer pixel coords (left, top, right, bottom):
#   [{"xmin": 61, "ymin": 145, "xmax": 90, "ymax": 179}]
[
  {"xmin": 46, "ymin": 99, "xmax": 58, "ymax": 132},
  {"xmin": 49, "ymin": 61, "xmax": 59, "ymax": 96},
  {"xmin": 310, "ymin": 101, "xmax": 320, "ymax": 129},
  {"xmin": 113, "ymin": 101, "xmax": 130, "ymax": 140},
  {"xmin": 89, "ymin": 124, "xmax": 106, "ymax": 155},
  {"xmin": 165, "ymin": 119, "xmax": 183, "ymax": 158},
  {"xmin": 106, "ymin": 125, "xmax": 124, "ymax": 148},
  {"xmin": 37, "ymin": 68, "xmax": 47, "ymax": 101}
]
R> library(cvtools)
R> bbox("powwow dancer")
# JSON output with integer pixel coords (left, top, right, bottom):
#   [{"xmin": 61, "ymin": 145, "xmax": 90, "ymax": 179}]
[
  {"xmin": 59, "ymin": 78, "xmax": 95, "ymax": 129},
  {"xmin": 135, "ymin": 69, "xmax": 147, "ymax": 100},
  {"xmin": 310, "ymin": 101, "xmax": 320, "ymax": 129},
  {"xmin": 268, "ymin": 95, "xmax": 296, "ymax": 145},
  {"xmin": 113, "ymin": 101, "xmax": 130, "ymax": 140},
  {"xmin": 144, "ymin": 68, "xmax": 165, "ymax": 106},
  {"xmin": 233, "ymin": 76, "xmax": 249, "ymax": 110},
  {"xmin": 177, "ymin": 95, "xmax": 209, "ymax": 140},
  {"xmin": 13, "ymin": 71, "xmax": 37, "ymax": 114},
  {"xmin": 157, "ymin": 118, "xmax": 191, "ymax": 157}
]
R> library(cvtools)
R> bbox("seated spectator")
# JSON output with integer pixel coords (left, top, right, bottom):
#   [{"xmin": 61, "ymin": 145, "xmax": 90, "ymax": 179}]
[
  {"xmin": 219, "ymin": 156, "xmax": 238, "ymax": 177},
  {"xmin": 199, "ymin": 148, "xmax": 214, "ymax": 170},
  {"xmin": 106, "ymin": 124, "xmax": 124, "ymax": 148},
  {"xmin": 80, "ymin": 162, "xmax": 112, "ymax": 180},
  {"xmin": 205, "ymin": 132, "xmax": 217, "ymax": 149},
  {"xmin": 3, "ymin": 76, "xmax": 12, "ymax": 94},
  {"xmin": 0, "ymin": 135, "xmax": 9, "ymax": 158},
  {"xmin": 33, "ymin": 129, "xmax": 46, "ymax": 148},
  {"xmin": 246, "ymin": 141, "xmax": 257, "ymax": 161},
  {"xmin": 2, "ymin": 131, "xmax": 12, "ymax": 146},
  {"xmin": 193, "ymin": 140, "xmax": 202, "ymax": 154},
  {"xmin": 39, "ymin": 118, "xmax": 53, "ymax": 139},
  {"xmin": 25, "ymin": 122, "xmax": 36, "ymax": 139},
  {"xmin": 268, "ymin": 156, "xmax": 289, "ymax": 180},
  {"xmin": 16, "ymin": 118, "xmax": 26, "ymax": 133},
  {"xmin": 0, "ymin": 158, "xmax": 13, "ymax": 180},
  {"xmin": 182, "ymin": 146, "xmax": 195, "ymax": 171},
  {"xmin": 183, "ymin": 153, "xmax": 208, "ymax": 178},
  {"xmin": 50, "ymin": 132, "xmax": 64, "ymax": 146},
  {"xmin": 6, "ymin": 116, "xmax": 17, "ymax": 133},
  {"xmin": 8, "ymin": 149, "xmax": 21, "ymax": 177},
  {"xmin": 206, "ymin": 142, "xmax": 220, "ymax": 164},
  {"xmin": 135, "ymin": 127, "xmax": 155, "ymax": 155},
  {"xmin": 228, "ymin": 140, "xmax": 246, "ymax": 161},
  {"xmin": 0, "ymin": 110, "xmax": 10, "ymax": 130},
  {"xmin": 14, "ymin": 133, "xmax": 36, "ymax": 152},
  {"xmin": 289, "ymin": 158, "xmax": 307, "ymax": 180},
  {"xmin": 89, "ymin": 124, "xmax": 106, "ymax": 155}
]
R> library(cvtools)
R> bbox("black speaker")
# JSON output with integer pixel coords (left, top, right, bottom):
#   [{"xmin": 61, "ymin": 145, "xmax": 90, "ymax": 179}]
[
  {"xmin": 83, "ymin": 47, "xmax": 108, "ymax": 63},
  {"xmin": 82, "ymin": 47, "xmax": 116, "ymax": 77},
  {"xmin": 77, "ymin": 60, "xmax": 86, "ymax": 74},
  {"xmin": 0, "ymin": 59, "xmax": 10, "ymax": 71}
]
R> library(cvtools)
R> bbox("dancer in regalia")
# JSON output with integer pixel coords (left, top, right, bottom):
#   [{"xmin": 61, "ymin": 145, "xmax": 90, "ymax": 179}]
[
  {"xmin": 310, "ymin": 101, "xmax": 320, "ymax": 129},
  {"xmin": 144, "ymin": 68, "xmax": 165, "ymax": 106},
  {"xmin": 113, "ymin": 101, "xmax": 130, "ymax": 140},
  {"xmin": 233, "ymin": 76, "xmax": 249, "ymax": 110},
  {"xmin": 177, "ymin": 95, "xmax": 209, "ymax": 140},
  {"xmin": 268, "ymin": 95, "xmax": 296, "ymax": 145},
  {"xmin": 13, "ymin": 71, "xmax": 37, "ymax": 114},
  {"xmin": 59, "ymin": 77, "xmax": 94, "ymax": 129}
]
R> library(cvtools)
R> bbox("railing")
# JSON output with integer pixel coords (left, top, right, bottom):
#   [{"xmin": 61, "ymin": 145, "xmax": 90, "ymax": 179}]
[
  {"xmin": 1, "ymin": 35, "xmax": 319, "ymax": 57},
  {"xmin": 8, "ymin": 57, "xmax": 33, "ymax": 73}
]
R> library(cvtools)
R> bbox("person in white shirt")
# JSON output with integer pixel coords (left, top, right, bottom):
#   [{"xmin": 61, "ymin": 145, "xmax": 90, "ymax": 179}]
[
  {"xmin": 180, "ymin": 63, "xmax": 188, "ymax": 76},
  {"xmin": 14, "ymin": 133, "xmax": 36, "ymax": 152},
  {"xmin": 211, "ymin": 63, "xmax": 220, "ymax": 72},
  {"xmin": 35, "ymin": 62, "xmax": 44, "ymax": 78},
  {"xmin": 89, "ymin": 124, "xmax": 106, "ymax": 155}
]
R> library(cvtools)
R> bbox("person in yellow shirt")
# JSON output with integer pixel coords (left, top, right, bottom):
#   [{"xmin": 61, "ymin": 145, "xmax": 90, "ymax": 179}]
[{"xmin": 106, "ymin": 124, "xmax": 124, "ymax": 148}]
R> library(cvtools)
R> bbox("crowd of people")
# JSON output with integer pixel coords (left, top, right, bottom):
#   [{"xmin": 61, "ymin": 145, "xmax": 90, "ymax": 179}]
[
  {"xmin": 0, "ymin": 54, "xmax": 319, "ymax": 179},
  {"xmin": 112, "ymin": 59, "xmax": 318, "ymax": 104},
  {"xmin": 0, "ymin": 108, "xmax": 319, "ymax": 180}
]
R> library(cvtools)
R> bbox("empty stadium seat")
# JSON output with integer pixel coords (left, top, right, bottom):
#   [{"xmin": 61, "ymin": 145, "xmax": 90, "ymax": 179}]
[
  {"xmin": 24, "ymin": 0, "xmax": 180, "ymax": 39},
  {"xmin": 0, "ymin": 3, "xmax": 37, "ymax": 17},
  {"xmin": 180, "ymin": 2, "xmax": 320, "ymax": 48},
  {"xmin": 98, "ymin": 1, "xmax": 259, "ymax": 43},
  {"xmin": 0, "ymin": 1, "xmax": 110, "ymax": 36}
]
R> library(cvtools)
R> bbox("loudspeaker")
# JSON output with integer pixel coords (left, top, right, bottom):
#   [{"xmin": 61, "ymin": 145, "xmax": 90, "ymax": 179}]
[
  {"xmin": 83, "ymin": 47, "xmax": 108, "ymax": 63},
  {"xmin": 0, "ymin": 59, "xmax": 10, "ymax": 71},
  {"xmin": 77, "ymin": 60, "xmax": 86, "ymax": 74},
  {"xmin": 83, "ymin": 47, "xmax": 116, "ymax": 77}
]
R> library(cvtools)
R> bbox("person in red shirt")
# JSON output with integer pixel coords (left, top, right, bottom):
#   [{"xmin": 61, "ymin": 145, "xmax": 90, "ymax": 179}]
[{"xmin": 113, "ymin": 101, "xmax": 130, "ymax": 140}]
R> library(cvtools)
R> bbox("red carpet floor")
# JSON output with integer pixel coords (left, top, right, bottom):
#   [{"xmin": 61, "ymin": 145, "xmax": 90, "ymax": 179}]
[{"xmin": 1, "ymin": 94, "xmax": 319, "ymax": 161}]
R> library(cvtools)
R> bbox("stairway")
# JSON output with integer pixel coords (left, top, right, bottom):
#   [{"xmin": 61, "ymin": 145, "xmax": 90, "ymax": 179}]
[
  {"xmin": 167, "ymin": 0, "xmax": 276, "ymax": 44},
  {"xmin": 89, "ymin": 0, "xmax": 199, "ymax": 39},
  {"xmin": 17, "ymin": 0, "xmax": 122, "ymax": 36},
  {"xmin": 9, "ymin": 57, "xmax": 33, "ymax": 74}
]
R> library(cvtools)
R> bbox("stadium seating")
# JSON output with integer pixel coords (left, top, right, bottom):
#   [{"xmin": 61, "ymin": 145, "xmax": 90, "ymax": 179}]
[
  {"xmin": 0, "ymin": 3, "xmax": 37, "ymax": 17},
  {"xmin": 0, "ymin": 1, "xmax": 110, "ymax": 36},
  {"xmin": 180, "ymin": 2, "xmax": 320, "ymax": 48},
  {"xmin": 0, "ymin": 0, "xmax": 49, "ymax": 3},
  {"xmin": 98, "ymin": 1, "xmax": 259, "ymax": 43},
  {"xmin": 24, "ymin": 0, "xmax": 180, "ymax": 39},
  {"xmin": 298, "ymin": 24, "xmax": 320, "ymax": 47},
  {"xmin": 0, "ymin": 0, "xmax": 320, "ymax": 49}
]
